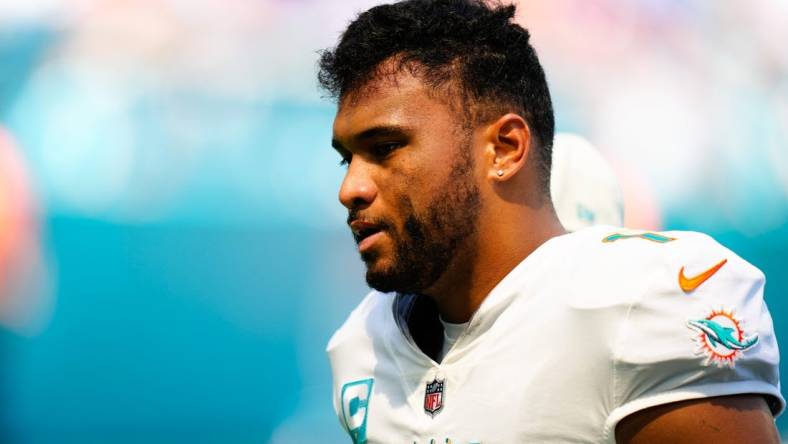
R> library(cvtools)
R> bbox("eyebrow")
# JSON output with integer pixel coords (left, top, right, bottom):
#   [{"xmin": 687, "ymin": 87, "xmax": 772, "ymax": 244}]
[{"xmin": 332, "ymin": 124, "xmax": 412, "ymax": 151}]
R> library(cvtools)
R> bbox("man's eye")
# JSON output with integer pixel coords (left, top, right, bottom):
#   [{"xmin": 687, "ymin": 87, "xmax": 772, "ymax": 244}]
[
  {"xmin": 372, "ymin": 142, "xmax": 403, "ymax": 158},
  {"xmin": 338, "ymin": 154, "xmax": 352, "ymax": 167}
]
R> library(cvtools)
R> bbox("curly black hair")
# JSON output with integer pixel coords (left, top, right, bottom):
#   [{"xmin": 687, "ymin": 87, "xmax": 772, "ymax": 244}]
[{"xmin": 318, "ymin": 0, "xmax": 555, "ymax": 193}]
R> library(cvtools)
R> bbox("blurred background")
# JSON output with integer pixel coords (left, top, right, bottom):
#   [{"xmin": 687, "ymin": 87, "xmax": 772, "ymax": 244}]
[{"xmin": 0, "ymin": 0, "xmax": 786, "ymax": 442}]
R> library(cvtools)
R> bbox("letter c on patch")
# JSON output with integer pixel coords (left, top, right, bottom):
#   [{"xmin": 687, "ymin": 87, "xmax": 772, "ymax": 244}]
[{"xmin": 341, "ymin": 378, "xmax": 374, "ymax": 444}]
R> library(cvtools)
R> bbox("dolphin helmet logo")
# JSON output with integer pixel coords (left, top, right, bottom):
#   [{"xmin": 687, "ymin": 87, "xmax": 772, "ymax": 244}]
[{"xmin": 688, "ymin": 308, "xmax": 758, "ymax": 367}]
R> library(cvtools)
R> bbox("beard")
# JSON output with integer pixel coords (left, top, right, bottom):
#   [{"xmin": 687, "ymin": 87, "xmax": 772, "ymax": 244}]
[{"xmin": 361, "ymin": 145, "xmax": 481, "ymax": 294}]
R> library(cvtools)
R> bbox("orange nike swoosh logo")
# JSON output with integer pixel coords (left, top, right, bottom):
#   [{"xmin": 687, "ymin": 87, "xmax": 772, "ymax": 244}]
[{"xmin": 678, "ymin": 258, "xmax": 727, "ymax": 293}]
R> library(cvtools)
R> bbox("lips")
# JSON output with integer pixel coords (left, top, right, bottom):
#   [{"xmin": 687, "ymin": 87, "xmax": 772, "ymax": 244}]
[{"xmin": 350, "ymin": 220, "xmax": 385, "ymax": 245}]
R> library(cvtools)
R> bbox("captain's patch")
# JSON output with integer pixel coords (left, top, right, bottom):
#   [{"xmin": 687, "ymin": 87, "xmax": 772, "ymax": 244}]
[{"xmin": 341, "ymin": 378, "xmax": 374, "ymax": 444}]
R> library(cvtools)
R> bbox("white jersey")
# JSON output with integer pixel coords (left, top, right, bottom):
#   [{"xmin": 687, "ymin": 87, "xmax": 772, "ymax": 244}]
[{"xmin": 327, "ymin": 226, "xmax": 784, "ymax": 444}]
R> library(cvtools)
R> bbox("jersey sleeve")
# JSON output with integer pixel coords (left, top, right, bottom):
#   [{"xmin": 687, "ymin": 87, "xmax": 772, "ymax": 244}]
[
  {"xmin": 326, "ymin": 291, "xmax": 385, "ymax": 440},
  {"xmin": 603, "ymin": 231, "xmax": 784, "ymax": 440}
]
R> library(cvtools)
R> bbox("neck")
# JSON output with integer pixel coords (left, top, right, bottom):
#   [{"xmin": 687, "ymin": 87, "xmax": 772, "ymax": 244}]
[{"xmin": 423, "ymin": 202, "xmax": 565, "ymax": 323}]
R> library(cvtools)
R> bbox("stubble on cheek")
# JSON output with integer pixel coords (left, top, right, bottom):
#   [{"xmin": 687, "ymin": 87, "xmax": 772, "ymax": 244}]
[
  {"xmin": 359, "ymin": 131, "xmax": 481, "ymax": 294},
  {"xmin": 358, "ymin": 162, "xmax": 414, "ymax": 265}
]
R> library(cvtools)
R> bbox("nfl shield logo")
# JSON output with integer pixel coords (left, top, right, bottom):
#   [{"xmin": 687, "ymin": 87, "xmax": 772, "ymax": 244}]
[{"xmin": 423, "ymin": 378, "xmax": 445, "ymax": 416}]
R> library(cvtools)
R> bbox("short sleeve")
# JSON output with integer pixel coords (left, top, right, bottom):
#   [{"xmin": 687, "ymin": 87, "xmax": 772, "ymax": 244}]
[{"xmin": 603, "ymin": 232, "xmax": 784, "ymax": 440}]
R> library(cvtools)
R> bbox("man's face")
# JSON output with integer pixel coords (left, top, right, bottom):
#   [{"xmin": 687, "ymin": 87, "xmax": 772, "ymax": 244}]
[{"xmin": 331, "ymin": 70, "xmax": 482, "ymax": 294}]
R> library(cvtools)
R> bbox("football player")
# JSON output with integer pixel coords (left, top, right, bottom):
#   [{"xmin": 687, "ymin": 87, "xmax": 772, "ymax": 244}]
[{"xmin": 319, "ymin": 1, "xmax": 783, "ymax": 443}]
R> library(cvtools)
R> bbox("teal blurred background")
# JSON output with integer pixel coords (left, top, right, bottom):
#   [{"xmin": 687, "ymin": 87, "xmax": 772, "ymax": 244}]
[{"xmin": 0, "ymin": 1, "xmax": 786, "ymax": 442}]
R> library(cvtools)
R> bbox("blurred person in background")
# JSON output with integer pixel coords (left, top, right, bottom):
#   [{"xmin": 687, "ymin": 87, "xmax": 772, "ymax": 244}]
[
  {"xmin": 0, "ymin": 127, "xmax": 52, "ymax": 336},
  {"xmin": 320, "ymin": 0, "xmax": 783, "ymax": 443},
  {"xmin": 550, "ymin": 132, "xmax": 624, "ymax": 231}
]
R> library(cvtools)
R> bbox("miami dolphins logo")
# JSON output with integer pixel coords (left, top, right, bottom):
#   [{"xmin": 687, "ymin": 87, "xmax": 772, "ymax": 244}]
[{"xmin": 687, "ymin": 307, "xmax": 758, "ymax": 368}]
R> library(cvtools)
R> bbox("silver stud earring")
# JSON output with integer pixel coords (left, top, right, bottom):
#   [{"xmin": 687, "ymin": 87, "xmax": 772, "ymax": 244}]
[{"xmin": 496, "ymin": 169, "xmax": 504, "ymax": 177}]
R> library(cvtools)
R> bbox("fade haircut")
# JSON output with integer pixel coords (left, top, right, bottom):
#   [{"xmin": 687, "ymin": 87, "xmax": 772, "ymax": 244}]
[{"xmin": 318, "ymin": 0, "xmax": 555, "ymax": 194}]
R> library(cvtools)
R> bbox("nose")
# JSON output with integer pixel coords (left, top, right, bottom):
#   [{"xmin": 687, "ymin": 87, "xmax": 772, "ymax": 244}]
[{"xmin": 339, "ymin": 159, "xmax": 378, "ymax": 210}]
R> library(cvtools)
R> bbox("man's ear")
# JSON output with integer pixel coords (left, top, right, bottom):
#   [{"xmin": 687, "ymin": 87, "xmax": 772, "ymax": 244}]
[{"xmin": 482, "ymin": 113, "xmax": 532, "ymax": 181}]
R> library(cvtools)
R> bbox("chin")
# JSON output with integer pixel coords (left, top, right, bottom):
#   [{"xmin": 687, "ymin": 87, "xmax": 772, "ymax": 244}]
[
  {"xmin": 365, "ymin": 264, "xmax": 427, "ymax": 295},
  {"xmin": 365, "ymin": 261, "xmax": 403, "ymax": 293},
  {"xmin": 363, "ymin": 259, "xmax": 390, "ymax": 281},
  {"xmin": 365, "ymin": 273, "xmax": 401, "ymax": 294}
]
